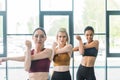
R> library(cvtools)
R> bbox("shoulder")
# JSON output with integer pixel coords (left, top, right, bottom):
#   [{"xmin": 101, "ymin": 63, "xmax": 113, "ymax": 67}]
[
  {"xmin": 93, "ymin": 40, "xmax": 99, "ymax": 45},
  {"xmin": 66, "ymin": 44, "xmax": 73, "ymax": 53},
  {"xmin": 93, "ymin": 40, "xmax": 99, "ymax": 49},
  {"xmin": 66, "ymin": 44, "xmax": 73, "ymax": 48},
  {"xmin": 45, "ymin": 48, "xmax": 52, "ymax": 51}
]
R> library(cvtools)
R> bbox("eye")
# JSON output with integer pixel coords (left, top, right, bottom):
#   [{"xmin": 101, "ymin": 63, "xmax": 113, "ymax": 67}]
[
  {"xmin": 58, "ymin": 36, "xmax": 61, "ymax": 38},
  {"xmin": 35, "ymin": 35, "xmax": 38, "ymax": 38},
  {"xmin": 40, "ymin": 35, "xmax": 45, "ymax": 38},
  {"xmin": 63, "ymin": 36, "xmax": 66, "ymax": 38},
  {"xmin": 34, "ymin": 34, "xmax": 45, "ymax": 38}
]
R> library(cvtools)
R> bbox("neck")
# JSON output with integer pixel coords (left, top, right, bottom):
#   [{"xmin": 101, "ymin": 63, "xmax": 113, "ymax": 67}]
[
  {"xmin": 58, "ymin": 43, "xmax": 66, "ymax": 48},
  {"xmin": 35, "ymin": 45, "xmax": 44, "ymax": 52},
  {"xmin": 88, "ymin": 40, "xmax": 93, "ymax": 44}
]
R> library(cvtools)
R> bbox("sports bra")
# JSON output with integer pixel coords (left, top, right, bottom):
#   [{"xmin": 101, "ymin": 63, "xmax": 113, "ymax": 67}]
[
  {"xmin": 82, "ymin": 43, "xmax": 98, "ymax": 57},
  {"xmin": 53, "ymin": 53, "xmax": 70, "ymax": 66},
  {"xmin": 29, "ymin": 49, "xmax": 50, "ymax": 73}
]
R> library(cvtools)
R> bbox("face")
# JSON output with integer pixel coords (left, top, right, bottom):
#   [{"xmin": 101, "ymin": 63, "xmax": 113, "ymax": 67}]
[
  {"xmin": 85, "ymin": 30, "xmax": 94, "ymax": 43},
  {"xmin": 57, "ymin": 32, "xmax": 68, "ymax": 45},
  {"xmin": 32, "ymin": 29, "xmax": 46, "ymax": 46}
]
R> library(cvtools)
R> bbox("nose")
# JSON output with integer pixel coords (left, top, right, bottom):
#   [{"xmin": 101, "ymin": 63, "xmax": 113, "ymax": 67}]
[
  {"xmin": 61, "ymin": 37, "xmax": 65, "ymax": 42},
  {"xmin": 38, "ymin": 36, "xmax": 42, "ymax": 41}
]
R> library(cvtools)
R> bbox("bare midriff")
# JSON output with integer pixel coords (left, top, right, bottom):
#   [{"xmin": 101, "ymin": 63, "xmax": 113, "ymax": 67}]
[
  {"xmin": 29, "ymin": 72, "xmax": 48, "ymax": 80},
  {"xmin": 81, "ymin": 56, "xmax": 96, "ymax": 67}
]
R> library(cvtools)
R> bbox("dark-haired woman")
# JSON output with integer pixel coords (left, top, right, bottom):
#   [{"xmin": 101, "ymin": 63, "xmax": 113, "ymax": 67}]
[
  {"xmin": 0, "ymin": 27, "xmax": 53, "ymax": 80},
  {"xmin": 73, "ymin": 26, "xmax": 99, "ymax": 80}
]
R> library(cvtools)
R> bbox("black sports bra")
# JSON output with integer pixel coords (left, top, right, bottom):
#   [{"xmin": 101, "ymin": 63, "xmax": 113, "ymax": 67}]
[{"xmin": 83, "ymin": 43, "xmax": 98, "ymax": 57}]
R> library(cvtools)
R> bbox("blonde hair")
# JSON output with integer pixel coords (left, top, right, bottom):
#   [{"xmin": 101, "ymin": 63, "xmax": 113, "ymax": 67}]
[{"xmin": 56, "ymin": 28, "xmax": 70, "ymax": 43}]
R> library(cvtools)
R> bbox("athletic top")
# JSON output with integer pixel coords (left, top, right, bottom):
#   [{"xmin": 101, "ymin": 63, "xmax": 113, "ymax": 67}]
[
  {"xmin": 29, "ymin": 49, "xmax": 50, "ymax": 73},
  {"xmin": 53, "ymin": 53, "xmax": 70, "ymax": 66},
  {"xmin": 83, "ymin": 43, "xmax": 98, "ymax": 57}
]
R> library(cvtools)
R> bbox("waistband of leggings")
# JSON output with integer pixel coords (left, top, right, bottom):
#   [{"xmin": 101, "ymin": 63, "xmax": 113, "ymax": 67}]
[{"xmin": 80, "ymin": 64, "xmax": 94, "ymax": 68}]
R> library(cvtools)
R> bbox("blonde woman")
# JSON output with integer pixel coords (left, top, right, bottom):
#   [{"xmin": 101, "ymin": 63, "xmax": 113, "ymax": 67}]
[{"xmin": 51, "ymin": 28, "xmax": 73, "ymax": 80}]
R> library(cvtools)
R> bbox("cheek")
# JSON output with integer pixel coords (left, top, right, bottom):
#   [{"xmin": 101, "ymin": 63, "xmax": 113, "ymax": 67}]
[
  {"xmin": 90, "ymin": 35, "xmax": 93, "ymax": 39},
  {"xmin": 65, "ymin": 38, "xmax": 68, "ymax": 42},
  {"xmin": 33, "ymin": 38, "xmax": 38, "ymax": 42}
]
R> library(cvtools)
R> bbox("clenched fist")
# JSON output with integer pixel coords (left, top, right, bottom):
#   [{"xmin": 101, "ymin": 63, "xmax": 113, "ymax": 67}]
[
  {"xmin": 25, "ymin": 40, "xmax": 32, "ymax": 49},
  {"xmin": 0, "ymin": 57, "xmax": 7, "ymax": 65},
  {"xmin": 52, "ymin": 42, "xmax": 58, "ymax": 49},
  {"xmin": 76, "ymin": 35, "xmax": 82, "ymax": 41}
]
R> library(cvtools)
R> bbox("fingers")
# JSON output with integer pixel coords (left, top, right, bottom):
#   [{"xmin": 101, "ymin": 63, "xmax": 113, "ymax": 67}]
[
  {"xmin": 76, "ymin": 35, "xmax": 81, "ymax": 40},
  {"xmin": 0, "ymin": 58, "xmax": 6, "ymax": 64},
  {"xmin": 25, "ymin": 40, "xmax": 32, "ymax": 49},
  {"xmin": 0, "ymin": 59, "xmax": 2, "ymax": 65},
  {"xmin": 52, "ymin": 42, "xmax": 58, "ymax": 48},
  {"xmin": 53, "ymin": 42, "xmax": 58, "ymax": 45}
]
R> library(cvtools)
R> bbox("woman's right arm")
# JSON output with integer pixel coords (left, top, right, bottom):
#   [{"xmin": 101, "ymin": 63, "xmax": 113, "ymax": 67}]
[
  {"xmin": 24, "ymin": 40, "xmax": 32, "ymax": 71},
  {"xmin": 76, "ymin": 35, "xmax": 84, "ymax": 55},
  {"xmin": 0, "ymin": 40, "xmax": 31, "ymax": 63}
]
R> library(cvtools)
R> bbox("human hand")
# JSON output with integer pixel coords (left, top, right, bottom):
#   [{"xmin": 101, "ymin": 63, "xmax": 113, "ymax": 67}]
[
  {"xmin": 52, "ymin": 42, "xmax": 58, "ymax": 49},
  {"xmin": 0, "ymin": 58, "xmax": 2, "ymax": 65},
  {"xmin": 76, "ymin": 35, "xmax": 82, "ymax": 41},
  {"xmin": 25, "ymin": 40, "xmax": 32, "ymax": 49},
  {"xmin": 0, "ymin": 57, "xmax": 7, "ymax": 64}
]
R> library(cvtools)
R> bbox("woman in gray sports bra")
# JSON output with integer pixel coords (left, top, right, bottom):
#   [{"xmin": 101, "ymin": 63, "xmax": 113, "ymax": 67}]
[{"xmin": 73, "ymin": 26, "xmax": 99, "ymax": 80}]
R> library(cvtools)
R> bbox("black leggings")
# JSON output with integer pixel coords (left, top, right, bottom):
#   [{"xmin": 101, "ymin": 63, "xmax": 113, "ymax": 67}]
[
  {"xmin": 77, "ymin": 64, "xmax": 96, "ymax": 80},
  {"xmin": 51, "ymin": 71, "xmax": 71, "ymax": 80}
]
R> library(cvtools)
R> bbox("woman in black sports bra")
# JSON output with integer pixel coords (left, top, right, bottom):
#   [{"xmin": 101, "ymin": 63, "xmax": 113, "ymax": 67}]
[{"xmin": 73, "ymin": 26, "xmax": 99, "ymax": 80}]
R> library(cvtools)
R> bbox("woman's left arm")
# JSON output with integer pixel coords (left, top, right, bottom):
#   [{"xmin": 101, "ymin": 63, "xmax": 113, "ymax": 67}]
[
  {"xmin": 55, "ymin": 44, "xmax": 73, "ymax": 54},
  {"xmin": 84, "ymin": 40, "xmax": 99, "ymax": 49},
  {"xmin": 31, "ymin": 48, "xmax": 53, "ymax": 61}
]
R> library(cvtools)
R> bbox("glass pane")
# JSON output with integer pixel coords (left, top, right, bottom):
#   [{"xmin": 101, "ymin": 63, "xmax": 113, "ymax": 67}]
[
  {"xmin": 0, "ymin": 0, "xmax": 6, "ymax": 11},
  {"xmin": 8, "ymin": 69, "xmax": 28, "ymax": 80},
  {"xmin": 41, "ymin": 0, "xmax": 72, "ymax": 11},
  {"xmin": 107, "ymin": 0, "xmax": 120, "ymax": 11},
  {"xmin": 0, "ymin": 16, "xmax": 3, "ymax": 54},
  {"xmin": 107, "ymin": 58, "xmax": 120, "ymax": 80},
  {"xmin": 7, "ymin": 35, "xmax": 32, "ymax": 56},
  {"xmin": 44, "ymin": 15, "xmax": 69, "ymax": 48},
  {"xmin": 74, "ymin": 0, "xmax": 105, "ymax": 33},
  {"xmin": 44, "ymin": 16, "xmax": 69, "ymax": 36},
  {"xmin": 109, "ymin": 15, "xmax": 120, "ymax": 53},
  {"xmin": 0, "ymin": 14, "xmax": 6, "ymax": 80},
  {"xmin": 74, "ymin": 35, "xmax": 106, "ymax": 80},
  {"xmin": 0, "ymin": 62, "xmax": 6, "ymax": 80},
  {"xmin": 7, "ymin": 0, "xmax": 39, "ymax": 34}
]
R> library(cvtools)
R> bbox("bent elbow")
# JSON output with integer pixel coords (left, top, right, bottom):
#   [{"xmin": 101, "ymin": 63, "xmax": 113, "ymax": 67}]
[
  {"xmin": 24, "ymin": 67, "xmax": 30, "ymax": 72},
  {"xmin": 79, "ymin": 50, "xmax": 84, "ymax": 55},
  {"xmin": 24, "ymin": 63, "xmax": 31, "ymax": 71}
]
